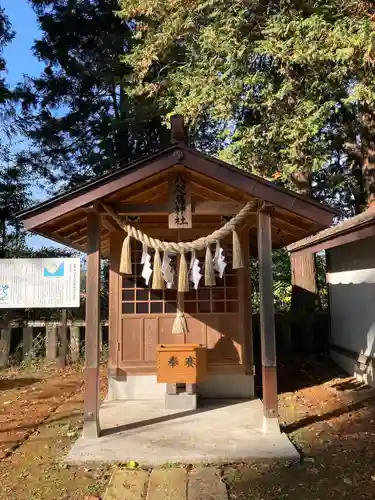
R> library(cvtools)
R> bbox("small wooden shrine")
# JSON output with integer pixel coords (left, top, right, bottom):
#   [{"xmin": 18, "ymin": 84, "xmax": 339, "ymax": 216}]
[{"xmin": 18, "ymin": 116, "xmax": 337, "ymax": 437}]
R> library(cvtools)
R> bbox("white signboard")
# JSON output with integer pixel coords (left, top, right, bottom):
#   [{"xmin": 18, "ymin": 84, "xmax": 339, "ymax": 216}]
[{"xmin": 0, "ymin": 258, "xmax": 80, "ymax": 308}]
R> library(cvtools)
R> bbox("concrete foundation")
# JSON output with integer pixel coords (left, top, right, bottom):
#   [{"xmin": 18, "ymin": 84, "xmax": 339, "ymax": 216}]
[
  {"xmin": 331, "ymin": 349, "xmax": 375, "ymax": 386},
  {"xmin": 165, "ymin": 392, "xmax": 197, "ymax": 410},
  {"xmin": 107, "ymin": 373, "xmax": 254, "ymax": 401},
  {"xmin": 66, "ymin": 399, "xmax": 299, "ymax": 466},
  {"xmin": 108, "ymin": 375, "xmax": 167, "ymax": 400},
  {"xmin": 262, "ymin": 415, "xmax": 280, "ymax": 434},
  {"xmin": 198, "ymin": 373, "xmax": 254, "ymax": 398}
]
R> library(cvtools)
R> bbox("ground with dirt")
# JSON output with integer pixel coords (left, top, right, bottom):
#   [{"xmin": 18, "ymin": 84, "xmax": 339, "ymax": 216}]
[
  {"xmin": 225, "ymin": 356, "xmax": 375, "ymax": 499},
  {"xmin": 1, "ymin": 356, "xmax": 375, "ymax": 499},
  {"xmin": 0, "ymin": 364, "xmax": 110, "ymax": 500}
]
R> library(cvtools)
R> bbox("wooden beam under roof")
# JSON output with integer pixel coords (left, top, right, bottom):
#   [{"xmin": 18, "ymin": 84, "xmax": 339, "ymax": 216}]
[
  {"xmin": 271, "ymin": 216, "xmax": 307, "ymax": 239},
  {"xmin": 100, "ymin": 215, "xmax": 121, "ymax": 232},
  {"xmin": 96, "ymin": 200, "xmax": 249, "ymax": 216}
]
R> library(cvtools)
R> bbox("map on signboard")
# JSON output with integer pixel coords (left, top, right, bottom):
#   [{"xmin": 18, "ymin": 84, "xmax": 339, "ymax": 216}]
[
  {"xmin": 44, "ymin": 261, "xmax": 64, "ymax": 278},
  {"xmin": 0, "ymin": 258, "xmax": 80, "ymax": 309},
  {"xmin": 0, "ymin": 284, "xmax": 9, "ymax": 303}
]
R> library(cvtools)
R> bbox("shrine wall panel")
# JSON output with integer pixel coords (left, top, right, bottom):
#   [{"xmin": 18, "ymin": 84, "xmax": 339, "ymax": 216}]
[
  {"xmin": 113, "ymin": 233, "xmax": 246, "ymax": 376},
  {"xmin": 119, "ymin": 313, "xmax": 242, "ymax": 375}
]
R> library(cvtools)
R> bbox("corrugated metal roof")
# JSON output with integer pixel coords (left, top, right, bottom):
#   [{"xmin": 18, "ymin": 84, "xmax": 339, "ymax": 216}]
[{"xmin": 287, "ymin": 206, "xmax": 375, "ymax": 252}]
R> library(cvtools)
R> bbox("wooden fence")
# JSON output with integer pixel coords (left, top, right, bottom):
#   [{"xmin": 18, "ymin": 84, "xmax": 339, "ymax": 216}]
[{"xmin": 0, "ymin": 320, "xmax": 109, "ymax": 368}]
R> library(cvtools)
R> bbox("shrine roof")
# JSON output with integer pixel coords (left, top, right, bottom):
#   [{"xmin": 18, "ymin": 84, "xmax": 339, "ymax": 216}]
[{"xmin": 18, "ymin": 141, "xmax": 339, "ymax": 257}]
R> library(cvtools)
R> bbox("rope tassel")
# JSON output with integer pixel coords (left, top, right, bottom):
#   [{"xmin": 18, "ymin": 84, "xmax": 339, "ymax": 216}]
[
  {"xmin": 178, "ymin": 252, "xmax": 189, "ymax": 293},
  {"xmin": 152, "ymin": 249, "xmax": 164, "ymax": 289},
  {"xmin": 204, "ymin": 245, "xmax": 216, "ymax": 286},
  {"xmin": 172, "ymin": 311, "xmax": 188, "ymax": 334},
  {"xmin": 232, "ymin": 230, "xmax": 244, "ymax": 269},
  {"xmin": 119, "ymin": 235, "xmax": 132, "ymax": 274}
]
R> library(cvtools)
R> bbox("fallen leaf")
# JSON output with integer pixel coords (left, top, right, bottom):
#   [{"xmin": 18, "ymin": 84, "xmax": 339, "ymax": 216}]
[{"xmin": 126, "ymin": 460, "xmax": 139, "ymax": 469}]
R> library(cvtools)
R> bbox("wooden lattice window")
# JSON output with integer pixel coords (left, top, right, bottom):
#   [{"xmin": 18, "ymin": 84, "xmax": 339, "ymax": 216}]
[
  {"xmin": 122, "ymin": 243, "xmax": 177, "ymax": 315},
  {"xmin": 183, "ymin": 248, "xmax": 238, "ymax": 314},
  {"xmin": 121, "ymin": 244, "xmax": 238, "ymax": 315}
]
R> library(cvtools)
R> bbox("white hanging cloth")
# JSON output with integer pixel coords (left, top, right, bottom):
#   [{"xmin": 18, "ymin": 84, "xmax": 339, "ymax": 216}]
[
  {"xmin": 189, "ymin": 251, "xmax": 202, "ymax": 290},
  {"xmin": 162, "ymin": 251, "xmax": 175, "ymax": 289},
  {"xmin": 141, "ymin": 243, "xmax": 153, "ymax": 285},
  {"xmin": 213, "ymin": 241, "xmax": 227, "ymax": 278}
]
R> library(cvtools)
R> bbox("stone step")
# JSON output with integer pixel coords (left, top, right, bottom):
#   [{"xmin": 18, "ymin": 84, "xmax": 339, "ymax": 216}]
[
  {"xmin": 103, "ymin": 469, "xmax": 149, "ymax": 500},
  {"xmin": 146, "ymin": 468, "xmax": 187, "ymax": 500},
  {"xmin": 103, "ymin": 467, "xmax": 229, "ymax": 500},
  {"xmin": 188, "ymin": 467, "xmax": 228, "ymax": 500}
]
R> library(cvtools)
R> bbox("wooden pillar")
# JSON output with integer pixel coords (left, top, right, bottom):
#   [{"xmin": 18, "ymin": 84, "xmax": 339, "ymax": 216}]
[
  {"xmin": 22, "ymin": 326, "xmax": 33, "ymax": 360},
  {"xmin": 257, "ymin": 210, "xmax": 279, "ymax": 432},
  {"xmin": 70, "ymin": 325, "xmax": 80, "ymax": 362},
  {"xmin": 83, "ymin": 212, "xmax": 101, "ymax": 438},
  {"xmin": 237, "ymin": 229, "xmax": 253, "ymax": 376},
  {"xmin": 57, "ymin": 309, "xmax": 68, "ymax": 367},
  {"xmin": 108, "ymin": 232, "xmax": 121, "ymax": 377},
  {"xmin": 46, "ymin": 324, "xmax": 58, "ymax": 361},
  {"xmin": 99, "ymin": 324, "xmax": 104, "ymax": 355},
  {"xmin": 0, "ymin": 328, "xmax": 11, "ymax": 368}
]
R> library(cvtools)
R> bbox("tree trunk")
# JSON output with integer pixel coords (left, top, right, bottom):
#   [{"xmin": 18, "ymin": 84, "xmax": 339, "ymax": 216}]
[
  {"xmin": 291, "ymin": 169, "xmax": 312, "ymax": 197},
  {"xmin": 289, "ymin": 168, "xmax": 318, "ymax": 352},
  {"xmin": 360, "ymin": 106, "xmax": 375, "ymax": 208},
  {"xmin": 362, "ymin": 149, "xmax": 375, "ymax": 207},
  {"xmin": 290, "ymin": 251, "xmax": 319, "ymax": 353},
  {"xmin": 353, "ymin": 162, "xmax": 366, "ymax": 214}
]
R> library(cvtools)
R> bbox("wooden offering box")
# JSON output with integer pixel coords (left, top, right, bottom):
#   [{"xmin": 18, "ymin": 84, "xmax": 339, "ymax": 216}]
[{"xmin": 156, "ymin": 344, "xmax": 207, "ymax": 384}]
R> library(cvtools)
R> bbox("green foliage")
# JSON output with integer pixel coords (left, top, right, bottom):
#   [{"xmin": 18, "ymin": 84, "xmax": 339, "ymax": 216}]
[
  {"xmin": 117, "ymin": 0, "xmax": 375, "ymax": 210},
  {"xmin": 251, "ymin": 249, "xmax": 327, "ymax": 312},
  {"xmin": 0, "ymin": 6, "xmax": 14, "ymax": 105},
  {"xmin": 0, "ymin": 10, "xmax": 28, "ymax": 258},
  {"xmin": 19, "ymin": 332, "xmax": 46, "ymax": 370},
  {"xmin": 251, "ymin": 249, "xmax": 293, "ymax": 313},
  {"xmin": 0, "ymin": 149, "xmax": 30, "ymax": 258}
]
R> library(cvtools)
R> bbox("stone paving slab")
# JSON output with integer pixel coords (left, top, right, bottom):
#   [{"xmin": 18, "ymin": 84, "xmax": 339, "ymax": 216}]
[
  {"xmin": 188, "ymin": 467, "xmax": 228, "ymax": 500},
  {"xmin": 146, "ymin": 468, "xmax": 187, "ymax": 500},
  {"xmin": 103, "ymin": 469, "xmax": 149, "ymax": 500}
]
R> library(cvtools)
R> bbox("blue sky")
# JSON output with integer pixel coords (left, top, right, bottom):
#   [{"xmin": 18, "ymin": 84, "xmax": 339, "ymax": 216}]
[
  {"xmin": 3, "ymin": 0, "xmax": 66, "ymax": 251},
  {"xmin": 3, "ymin": 0, "xmax": 43, "ymax": 86}
]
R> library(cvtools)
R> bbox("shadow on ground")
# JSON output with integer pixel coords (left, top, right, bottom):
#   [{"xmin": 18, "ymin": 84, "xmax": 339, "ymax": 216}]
[
  {"xmin": 225, "ymin": 356, "xmax": 375, "ymax": 499},
  {"xmin": 0, "ymin": 377, "xmax": 40, "ymax": 391},
  {"xmin": 277, "ymin": 353, "xmax": 345, "ymax": 394}
]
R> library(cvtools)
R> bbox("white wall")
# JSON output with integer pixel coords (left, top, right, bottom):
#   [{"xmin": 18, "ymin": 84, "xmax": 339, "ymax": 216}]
[{"xmin": 327, "ymin": 236, "xmax": 375, "ymax": 359}]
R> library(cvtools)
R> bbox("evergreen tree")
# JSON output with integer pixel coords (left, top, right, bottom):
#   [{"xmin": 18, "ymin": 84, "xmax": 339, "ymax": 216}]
[
  {"xmin": 117, "ymin": 0, "xmax": 375, "ymax": 212},
  {"xmin": 0, "ymin": 146, "xmax": 30, "ymax": 257},
  {"xmin": 0, "ymin": 7, "xmax": 30, "ymax": 257},
  {"xmin": 0, "ymin": 6, "xmax": 13, "ymax": 105},
  {"xmin": 16, "ymin": 0, "xmax": 172, "ymax": 191}
]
